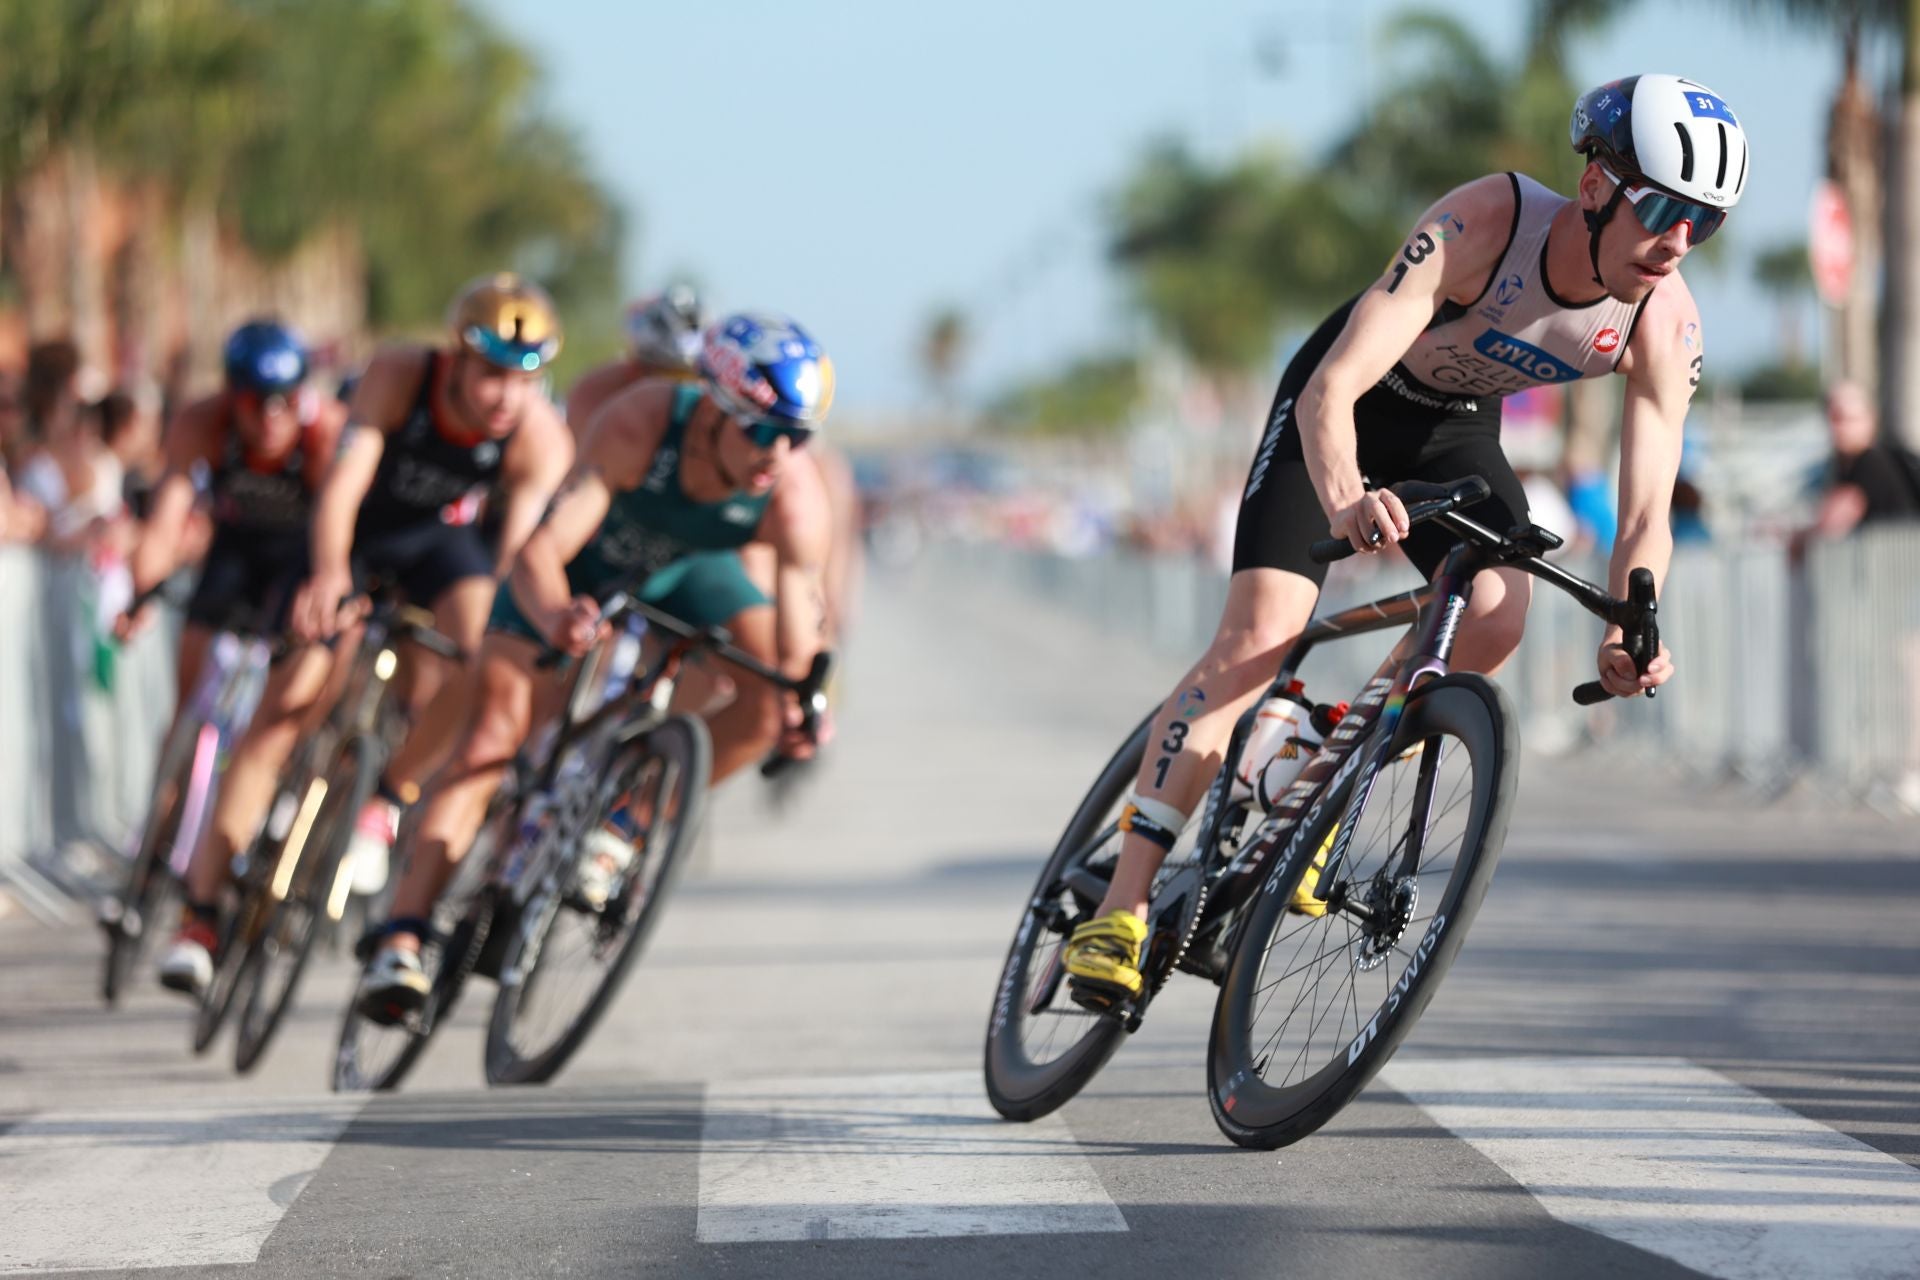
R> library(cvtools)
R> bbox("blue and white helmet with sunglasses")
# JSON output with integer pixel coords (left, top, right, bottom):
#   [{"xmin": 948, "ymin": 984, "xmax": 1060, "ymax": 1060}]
[
  {"xmin": 1572, "ymin": 74, "xmax": 1748, "ymax": 235},
  {"xmin": 698, "ymin": 313, "xmax": 835, "ymax": 432}
]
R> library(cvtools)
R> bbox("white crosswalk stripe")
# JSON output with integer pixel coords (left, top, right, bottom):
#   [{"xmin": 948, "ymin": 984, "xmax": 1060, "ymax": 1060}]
[
  {"xmin": 1383, "ymin": 1056, "xmax": 1920, "ymax": 1280},
  {"xmin": 2, "ymin": 1059, "xmax": 1915, "ymax": 1271},
  {"xmin": 696, "ymin": 1070, "xmax": 1128, "ymax": 1243},
  {"xmin": 0, "ymin": 1096, "xmax": 365, "ymax": 1275}
]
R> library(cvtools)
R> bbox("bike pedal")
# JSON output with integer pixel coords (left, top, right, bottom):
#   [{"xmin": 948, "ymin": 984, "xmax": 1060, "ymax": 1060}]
[
  {"xmin": 1065, "ymin": 975, "xmax": 1139, "ymax": 1023},
  {"xmin": 359, "ymin": 999, "xmax": 411, "ymax": 1029}
]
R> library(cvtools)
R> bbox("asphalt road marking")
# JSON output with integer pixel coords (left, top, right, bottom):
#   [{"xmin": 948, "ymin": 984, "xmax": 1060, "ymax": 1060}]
[
  {"xmin": 697, "ymin": 1070, "xmax": 1127, "ymax": 1243},
  {"xmin": 1383, "ymin": 1056, "xmax": 1920, "ymax": 1280},
  {"xmin": 0, "ymin": 1096, "xmax": 365, "ymax": 1274}
]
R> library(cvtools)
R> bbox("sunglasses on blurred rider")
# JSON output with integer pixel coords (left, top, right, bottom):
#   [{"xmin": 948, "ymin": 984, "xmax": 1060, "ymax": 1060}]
[{"xmin": 730, "ymin": 413, "xmax": 814, "ymax": 450}]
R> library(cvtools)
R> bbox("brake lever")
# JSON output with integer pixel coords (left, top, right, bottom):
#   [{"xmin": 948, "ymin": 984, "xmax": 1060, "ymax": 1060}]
[
  {"xmin": 1572, "ymin": 567, "xmax": 1659, "ymax": 705},
  {"xmin": 759, "ymin": 651, "xmax": 834, "ymax": 778}
]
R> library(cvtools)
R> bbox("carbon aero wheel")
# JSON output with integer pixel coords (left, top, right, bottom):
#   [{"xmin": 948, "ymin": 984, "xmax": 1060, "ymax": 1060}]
[
  {"xmin": 233, "ymin": 740, "xmax": 381, "ymax": 1074},
  {"xmin": 1208, "ymin": 674, "xmax": 1517, "ymax": 1150},
  {"xmin": 484, "ymin": 714, "xmax": 711, "ymax": 1086},
  {"xmin": 982, "ymin": 712, "xmax": 1154, "ymax": 1122}
]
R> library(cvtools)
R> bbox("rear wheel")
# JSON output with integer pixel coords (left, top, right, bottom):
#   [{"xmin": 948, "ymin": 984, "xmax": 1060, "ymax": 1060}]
[
  {"xmin": 982, "ymin": 713, "xmax": 1150, "ymax": 1122},
  {"xmin": 1207, "ymin": 674, "xmax": 1517, "ymax": 1149},
  {"xmin": 233, "ymin": 740, "xmax": 381, "ymax": 1074},
  {"xmin": 484, "ymin": 715, "xmax": 710, "ymax": 1086}
]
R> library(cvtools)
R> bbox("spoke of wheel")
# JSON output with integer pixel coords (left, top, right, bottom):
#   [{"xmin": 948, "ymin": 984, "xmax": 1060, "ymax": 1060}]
[
  {"xmin": 1252, "ymin": 939, "xmax": 1361, "ymax": 997},
  {"xmin": 1256, "ymin": 919, "xmax": 1348, "ymax": 1075},
  {"xmin": 1282, "ymin": 915, "xmax": 1356, "ymax": 1084},
  {"xmin": 1249, "ymin": 909, "xmax": 1330, "ymax": 1031}
]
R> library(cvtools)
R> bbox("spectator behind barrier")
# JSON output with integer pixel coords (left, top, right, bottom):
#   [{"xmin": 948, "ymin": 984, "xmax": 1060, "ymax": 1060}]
[
  {"xmin": 1810, "ymin": 380, "xmax": 1920, "ymax": 537},
  {"xmin": 1802, "ymin": 380, "xmax": 1920, "ymax": 812}
]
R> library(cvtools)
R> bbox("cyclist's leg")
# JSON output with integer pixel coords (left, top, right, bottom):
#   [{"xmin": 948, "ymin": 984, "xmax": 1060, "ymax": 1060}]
[
  {"xmin": 160, "ymin": 641, "xmax": 333, "ymax": 992},
  {"xmin": 163, "ymin": 527, "xmax": 256, "ymax": 741},
  {"xmin": 344, "ymin": 524, "xmax": 496, "ymax": 884},
  {"xmin": 1398, "ymin": 431, "xmax": 1533, "ymax": 674},
  {"xmin": 378, "ymin": 632, "xmax": 564, "ymax": 951},
  {"xmin": 380, "ymin": 525, "xmax": 498, "ymax": 795},
  {"xmin": 1087, "ymin": 380, "xmax": 1336, "ymax": 927},
  {"xmin": 645, "ymin": 551, "xmax": 777, "ymax": 783},
  {"xmin": 1095, "ymin": 568, "xmax": 1321, "ymax": 920},
  {"xmin": 178, "ymin": 644, "xmax": 335, "ymax": 905}
]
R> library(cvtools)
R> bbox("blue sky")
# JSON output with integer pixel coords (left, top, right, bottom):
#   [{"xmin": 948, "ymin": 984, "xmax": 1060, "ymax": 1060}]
[{"xmin": 475, "ymin": 0, "xmax": 1862, "ymax": 415}]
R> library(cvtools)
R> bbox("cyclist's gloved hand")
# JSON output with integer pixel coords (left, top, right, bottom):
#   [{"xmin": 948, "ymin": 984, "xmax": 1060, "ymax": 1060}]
[
  {"xmin": 1596, "ymin": 637, "xmax": 1673, "ymax": 698},
  {"xmin": 1329, "ymin": 488, "xmax": 1410, "ymax": 554},
  {"xmin": 556, "ymin": 594, "xmax": 605, "ymax": 657}
]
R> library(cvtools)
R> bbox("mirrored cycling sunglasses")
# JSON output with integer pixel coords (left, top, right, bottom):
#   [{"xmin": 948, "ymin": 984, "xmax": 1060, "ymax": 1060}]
[
  {"xmin": 463, "ymin": 324, "xmax": 558, "ymax": 372},
  {"xmin": 732, "ymin": 414, "xmax": 815, "ymax": 450},
  {"xmin": 1604, "ymin": 167, "xmax": 1729, "ymax": 245}
]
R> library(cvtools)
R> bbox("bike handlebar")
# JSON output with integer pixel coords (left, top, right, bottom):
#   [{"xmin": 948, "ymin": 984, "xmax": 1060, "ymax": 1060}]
[
  {"xmin": 535, "ymin": 588, "xmax": 835, "ymax": 769},
  {"xmin": 1304, "ymin": 474, "xmax": 1662, "ymax": 708},
  {"xmin": 1308, "ymin": 477, "xmax": 1493, "ymax": 565},
  {"xmin": 1570, "ymin": 566, "xmax": 1659, "ymax": 705}
]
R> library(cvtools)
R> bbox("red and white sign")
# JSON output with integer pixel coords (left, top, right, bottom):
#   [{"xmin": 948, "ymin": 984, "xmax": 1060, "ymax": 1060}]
[
  {"xmin": 1593, "ymin": 327, "xmax": 1621, "ymax": 354},
  {"xmin": 1809, "ymin": 179, "xmax": 1854, "ymax": 307}
]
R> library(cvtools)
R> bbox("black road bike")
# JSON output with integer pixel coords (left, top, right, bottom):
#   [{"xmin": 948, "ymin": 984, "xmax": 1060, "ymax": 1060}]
[
  {"xmin": 983, "ymin": 477, "xmax": 1660, "ymax": 1149},
  {"xmin": 332, "ymin": 594, "xmax": 831, "ymax": 1091},
  {"xmin": 196, "ymin": 588, "xmax": 462, "ymax": 1073}
]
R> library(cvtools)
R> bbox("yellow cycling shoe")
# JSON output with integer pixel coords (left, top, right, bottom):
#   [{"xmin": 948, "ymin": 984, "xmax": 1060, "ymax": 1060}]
[
  {"xmin": 1288, "ymin": 825, "xmax": 1338, "ymax": 918},
  {"xmin": 1064, "ymin": 910, "xmax": 1150, "ymax": 1010}
]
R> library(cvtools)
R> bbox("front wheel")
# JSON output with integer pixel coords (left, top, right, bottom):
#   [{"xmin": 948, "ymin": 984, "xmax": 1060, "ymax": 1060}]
[
  {"xmin": 1207, "ymin": 674, "xmax": 1518, "ymax": 1150},
  {"xmin": 484, "ymin": 714, "xmax": 710, "ymax": 1086},
  {"xmin": 233, "ymin": 738, "xmax": 382, "ymax": 1074},
  {"xmin": 982, "ymin": 713, "xmax": 1149, "ymax": 1122},
  {"xmin": 102, "ymin": 785, "xmax": 185, "ymax": 1007}
]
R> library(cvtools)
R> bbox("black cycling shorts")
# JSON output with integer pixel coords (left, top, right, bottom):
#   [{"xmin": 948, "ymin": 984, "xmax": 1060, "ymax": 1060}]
[
  {"xmin": 185, "ymin": 524, "xmax": 306, "ymax": 633},
  {"xmin": 348, "ymin": 517, "xmax": 495, "ymax": 607},
  {"xmin": 1233, "ymin": 299, "xmax": 1528, "ymax": 586}
]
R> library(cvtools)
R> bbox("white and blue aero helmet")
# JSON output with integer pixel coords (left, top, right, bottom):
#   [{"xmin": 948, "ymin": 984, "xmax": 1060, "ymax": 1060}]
[{"xmin": 1571, "ymin": 73, "xmax": 1750, "ymax": 209}]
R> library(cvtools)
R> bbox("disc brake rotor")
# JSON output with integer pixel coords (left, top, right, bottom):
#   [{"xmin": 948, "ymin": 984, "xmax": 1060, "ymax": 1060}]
[{"xmin": 1352, "ymin": 876, "xmax": 1419, "ymax": 972}]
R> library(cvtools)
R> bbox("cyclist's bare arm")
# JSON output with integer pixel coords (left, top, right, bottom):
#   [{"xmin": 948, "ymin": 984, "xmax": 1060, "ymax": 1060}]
[
  {"xmin": 294, "ymin": 346, "xmax": 417, "ymax": 638},
  {"xmin": 128, "ymin": 396, "xmax": 220, "ymax": 602},
  {"xmin": 303, "ymin": 395, "xmax": 349, "ymax": 488},
  {"xmin": 508, "ymin": 383, "xmax": 668, "ymax": 649},
  {"xmin": 1603, "ymin": 276, "xmax": 1701, "ymax": 695},
  {"xmin": 489, "ymin": 398, "xmax": 574, "ymax": 579},
  {"xmin": 317, "ymin": 347, "xmax": 422, "ymax": 564},
  {"xmin": 761, "ymin": 455, "xmax": 833, "ymax": 681},
  {"xmin": 1298, "ymin": 175, "xmax": 1516, "ymax": 551},
  {"xmin": 758, "ymin": 456, "xmax": 834, "ymax": 754}
]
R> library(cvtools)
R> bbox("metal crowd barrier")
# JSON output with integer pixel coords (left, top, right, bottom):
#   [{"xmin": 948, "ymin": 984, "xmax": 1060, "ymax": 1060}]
[
  {"xmin": 928, "ymin": 528, "xmax": 1920, "ymax": 811},
  {"xmin": 0, "ymin": 546, "xmax": 175, "ymax": 921}
]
